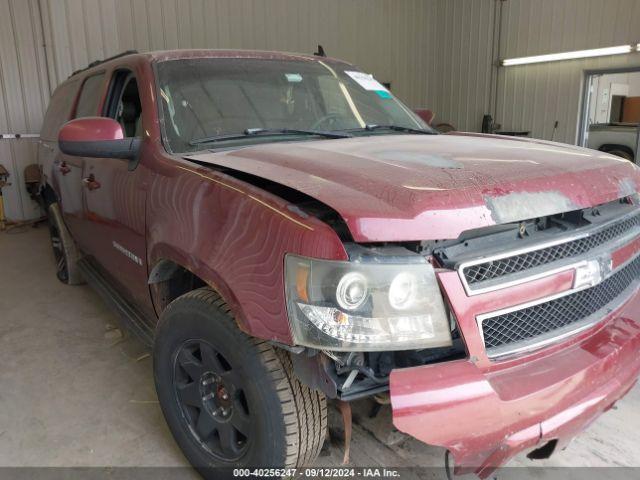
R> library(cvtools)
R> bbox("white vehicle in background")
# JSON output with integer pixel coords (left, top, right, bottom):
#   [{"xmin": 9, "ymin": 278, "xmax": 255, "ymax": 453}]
[{"xmin": 587, "ymin": 122, "xmax": 639, "ymax": 162}]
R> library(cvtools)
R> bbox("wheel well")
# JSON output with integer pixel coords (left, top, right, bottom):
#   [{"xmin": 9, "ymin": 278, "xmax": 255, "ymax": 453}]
[
  {"xmin": 598, "ymin": 144, "xmax": 635, "ymax": 158},
  {"xmin": 148, "ymin": 260, "xmax": 207, "ymax": 316}
]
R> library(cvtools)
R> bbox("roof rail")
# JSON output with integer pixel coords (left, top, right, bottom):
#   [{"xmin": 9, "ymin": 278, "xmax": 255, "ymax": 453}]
[{"xmin": 69, "ymin": 50, "xmax": 138, "ymax": 78}]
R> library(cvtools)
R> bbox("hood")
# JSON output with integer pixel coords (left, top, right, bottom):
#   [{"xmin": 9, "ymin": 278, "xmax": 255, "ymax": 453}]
[{"xmin": 187, "ymin": 133, "xmax": 640, "ymax": 242}]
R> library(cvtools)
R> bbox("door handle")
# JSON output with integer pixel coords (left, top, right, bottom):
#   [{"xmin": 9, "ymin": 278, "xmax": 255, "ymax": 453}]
[
  {"xmin": 82, "ymin": 175, "xmax": 101, "ymax": 191},
  {"xmin": 59, "ymin": 161, "xmax": 71, "ymax": 176}
]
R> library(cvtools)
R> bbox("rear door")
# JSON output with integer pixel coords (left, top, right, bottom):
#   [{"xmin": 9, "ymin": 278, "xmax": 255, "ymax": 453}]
[
  {"xmin": 80, "ymin": 69, "xmax": 149, "ymax": 308},
  {"xmin": 40, "ymin": 79, "xmax": 82, "ymax": 237}
]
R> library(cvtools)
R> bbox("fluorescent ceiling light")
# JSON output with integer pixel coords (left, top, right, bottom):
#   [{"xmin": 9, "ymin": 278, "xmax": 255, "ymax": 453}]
[{"xmin": 502, "ymin": 44, "xmax": 635, "ymax": 66}]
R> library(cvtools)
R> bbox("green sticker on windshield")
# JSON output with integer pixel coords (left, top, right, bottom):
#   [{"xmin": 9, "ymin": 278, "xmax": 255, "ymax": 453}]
[
  {"xmin": 285, "ymin": 73, "xmax": 303, "ymax": 82},
  {"xmin": 375, "ymin": 90, "xmax": 392, "ymax": 99}
]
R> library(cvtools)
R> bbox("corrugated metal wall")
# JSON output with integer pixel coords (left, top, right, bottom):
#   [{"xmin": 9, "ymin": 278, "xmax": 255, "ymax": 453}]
[
  {"xmin": 40, "ymin": 0, "xmax": 435, "ymax": 107},
  {"xmin": 0, "ymin": 0, "xmax": 51, "ymax": 222},
  {"xmin": 428, "ymin": 0, "xmax": 640, "ymax": 143},
  {"xmin": 39, "ymin": 0, "xmax": 637, "ymax": 145},
  {"xmin": 424, "ymin": 0, "xmax": 497, "ymax": 133}
]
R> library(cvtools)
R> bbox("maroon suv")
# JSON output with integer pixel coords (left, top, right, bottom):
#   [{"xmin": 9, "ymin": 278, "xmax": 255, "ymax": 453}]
[{"xmin": 39, "ymin": 50, "xmax": 640, "ymax": 477}]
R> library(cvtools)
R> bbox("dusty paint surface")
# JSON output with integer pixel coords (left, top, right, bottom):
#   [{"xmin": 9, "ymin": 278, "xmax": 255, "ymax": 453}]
[{"xmin": 190, "ymin": 133, "xmax": 640, "ymax": 241}]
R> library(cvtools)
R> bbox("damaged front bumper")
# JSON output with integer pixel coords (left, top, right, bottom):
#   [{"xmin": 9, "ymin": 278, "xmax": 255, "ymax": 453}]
[{"xmin": 389, "ymin": 290, "xmax": 640, "ymax": 477}]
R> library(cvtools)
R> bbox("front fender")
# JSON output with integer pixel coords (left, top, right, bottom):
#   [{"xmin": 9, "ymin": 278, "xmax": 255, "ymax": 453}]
[{"xmin": 146, "ymin": 158, "xmax": 348, "ymax": 343}]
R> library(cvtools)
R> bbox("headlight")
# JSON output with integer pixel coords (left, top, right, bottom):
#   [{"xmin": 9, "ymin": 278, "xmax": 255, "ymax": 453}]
[
  {"xmin": 336, "ymin": 272, "xmax": 368, "ymax": 310},
  {"xmin": 284, "ymin": 254, "xmax": 452, "ymax": 351}
]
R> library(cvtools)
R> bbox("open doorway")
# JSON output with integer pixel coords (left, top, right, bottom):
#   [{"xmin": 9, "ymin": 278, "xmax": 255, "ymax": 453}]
[{"xmin": 579, "ymin": 68, "xmax": 640, "ymax": 163}]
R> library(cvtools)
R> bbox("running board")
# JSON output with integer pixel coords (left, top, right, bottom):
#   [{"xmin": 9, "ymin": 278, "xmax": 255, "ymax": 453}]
[{"xmin": 78, "ymin": 258, "xmax": 155, "ymax": 347}]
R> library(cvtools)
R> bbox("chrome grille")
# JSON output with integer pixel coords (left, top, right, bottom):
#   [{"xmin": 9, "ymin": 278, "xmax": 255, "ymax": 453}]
[
  {"xmin": 481, "ymin": 254, "xmax": 640, "ymax": 352},
  {"xmin": 463, "ymin": 212, "xmax": 640, "ymax": 285}
]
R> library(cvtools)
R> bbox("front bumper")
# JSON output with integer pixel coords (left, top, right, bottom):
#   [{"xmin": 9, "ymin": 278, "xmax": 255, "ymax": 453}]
[{"xmin": 389, "ymin": 288, "xmax": 640, "ymax": 477}]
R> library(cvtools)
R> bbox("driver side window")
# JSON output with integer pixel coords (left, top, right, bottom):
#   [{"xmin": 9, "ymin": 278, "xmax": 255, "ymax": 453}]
[{"xmin": 104, "ymin": 71, "xmax": 143, "ymax": 138}]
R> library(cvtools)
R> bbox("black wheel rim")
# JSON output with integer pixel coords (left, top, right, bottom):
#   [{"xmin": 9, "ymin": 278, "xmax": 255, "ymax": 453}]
[
  {"xmin": 172, "ymin": 340, "xmax": 252, "ymax": 461},
  {"xmin": 49, "ymin": 222, "xmax": 68, "ymax": 282}
]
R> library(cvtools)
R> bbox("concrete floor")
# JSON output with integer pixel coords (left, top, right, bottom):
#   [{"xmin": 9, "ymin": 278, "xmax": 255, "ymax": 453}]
[{"xmin": 1, "ymin": 226, "xmax": 639, "ymax": 478}]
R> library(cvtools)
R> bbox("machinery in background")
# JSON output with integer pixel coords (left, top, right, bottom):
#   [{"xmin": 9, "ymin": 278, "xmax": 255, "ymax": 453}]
[
  {"xmin": 414, "ymin": 109, "xmax": 457, "ymax": 133},
  {"xmin": 482, "ymin": 113, "xmax": 530, "ymax": 137},
  {"xmin": 0, "ymin": 163, "xmax": 46, "ymax": 232},
  {"xmin": 24, "ymin": 164, "xmax": 43, "ymax": 203}
]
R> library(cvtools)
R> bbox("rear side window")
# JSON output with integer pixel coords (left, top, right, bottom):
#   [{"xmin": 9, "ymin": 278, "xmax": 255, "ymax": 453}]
[
  {"xmin": 40, "ymin": 80, "xmax": 80, "ymax": 140},
  {"xmin": 74, "ymin": 73, "xmax": 105, "ymax": 118}
]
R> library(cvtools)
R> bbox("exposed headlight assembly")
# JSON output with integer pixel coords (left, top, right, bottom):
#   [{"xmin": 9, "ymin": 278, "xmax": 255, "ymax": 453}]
[{"xmin": 285, "ymin": 254, "xmax": 452, "ymax": 351}]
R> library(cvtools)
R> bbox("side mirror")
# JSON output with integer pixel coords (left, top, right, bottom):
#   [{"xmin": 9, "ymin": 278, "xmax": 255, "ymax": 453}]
[{"xmin": 58, "ymin": 117, "xmax": 141, "ymax": 166}]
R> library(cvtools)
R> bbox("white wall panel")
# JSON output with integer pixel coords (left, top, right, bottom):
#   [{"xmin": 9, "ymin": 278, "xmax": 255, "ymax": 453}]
[
  {"xmin": 0, "ymin": 0, "xmax": 50, "ymax": 222},
  {"xmin": 41, "ymin": 0, "xmax": 434, "ymax": 108},
  {"xmin": 425, "ymin": 0, "xmax": 495, "ymax": 132}
]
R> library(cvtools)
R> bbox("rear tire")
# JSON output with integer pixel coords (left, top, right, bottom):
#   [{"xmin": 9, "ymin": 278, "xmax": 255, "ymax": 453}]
[
  {"xmin": 47, "ymin": 202, "xmax": 84, "ymax": 285},
  {"xmin": 153, "ymin": 288, "xmax": 327, "ymax": 479}
]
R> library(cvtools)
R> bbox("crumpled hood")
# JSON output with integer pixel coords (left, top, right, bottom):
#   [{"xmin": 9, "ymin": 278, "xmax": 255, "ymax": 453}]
[{"xmin": 187, "ymin": 133, "xmax": 640, "ymax": 241}]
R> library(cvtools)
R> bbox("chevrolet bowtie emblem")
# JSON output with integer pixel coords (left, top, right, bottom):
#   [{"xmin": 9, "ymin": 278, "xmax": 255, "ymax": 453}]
[{"xmin": 573, "ymin": 255, "xmax": 613, "ymax": 290}]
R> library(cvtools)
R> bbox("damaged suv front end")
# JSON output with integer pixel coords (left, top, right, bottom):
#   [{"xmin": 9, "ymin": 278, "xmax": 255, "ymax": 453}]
[
  {"xmin": 155, "ymin": 51, "xmax": 640, "ymax": 476},
  {"xmin": 394, "ymin": 196, "xmax": 640, "ymax": 476},
  {"xmin": 285, "ymin": 196, "xmax": 640, "ymax": 476}
]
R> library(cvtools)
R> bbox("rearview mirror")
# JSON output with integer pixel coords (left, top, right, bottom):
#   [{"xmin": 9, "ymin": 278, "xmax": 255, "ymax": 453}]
[{"xmin": 58, "ymin": 117, "xmax": 141, "ymax": 166}]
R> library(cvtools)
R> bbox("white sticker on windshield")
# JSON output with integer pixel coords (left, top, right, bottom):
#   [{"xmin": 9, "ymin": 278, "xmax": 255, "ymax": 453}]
[
  {"xmin": 285, "ymin": 73, "xmax": 303, "ymax": 82},
  {"xmin": 345, "ymin": 71, "xmax": 388, "ymax": 92}
]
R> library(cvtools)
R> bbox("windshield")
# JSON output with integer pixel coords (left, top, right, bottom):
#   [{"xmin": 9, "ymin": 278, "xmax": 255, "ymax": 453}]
[{"xmin": 155, "ymin": 57, "xmax": 430, "ymax": 153}]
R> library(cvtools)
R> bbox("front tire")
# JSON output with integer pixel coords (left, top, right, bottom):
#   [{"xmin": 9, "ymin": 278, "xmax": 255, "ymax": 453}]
[{"xmin": 153, "ymin": 288, "xmax": 327, "ymax": 479}]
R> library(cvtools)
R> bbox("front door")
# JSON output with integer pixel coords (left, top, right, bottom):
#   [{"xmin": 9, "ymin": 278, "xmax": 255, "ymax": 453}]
[
  {"xmin": 53, "ymin": 76, "xmax": 102, "ymax": 241},
  {"xmin": 81, "ymin": 71, "xmax": 150, "ymax": 310}
]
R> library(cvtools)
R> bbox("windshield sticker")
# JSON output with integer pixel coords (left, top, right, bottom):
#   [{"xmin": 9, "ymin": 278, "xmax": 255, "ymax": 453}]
[
  {"xmin": 345, "ymin": 71, "xmax": 388, "ymax": 92},
  {"xmin": 285, "ymin": 73, "xmax": 303, "ymax": 82}
]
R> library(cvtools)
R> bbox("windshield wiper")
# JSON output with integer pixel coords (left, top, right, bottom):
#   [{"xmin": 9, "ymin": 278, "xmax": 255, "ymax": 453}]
[
  {"xmin": 190, "ymin": 128, "xmax": 352, "ymax": 146},
  {"xmin": 347, "ymin": 124, "xmax": 436, "ymax": 135}
]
